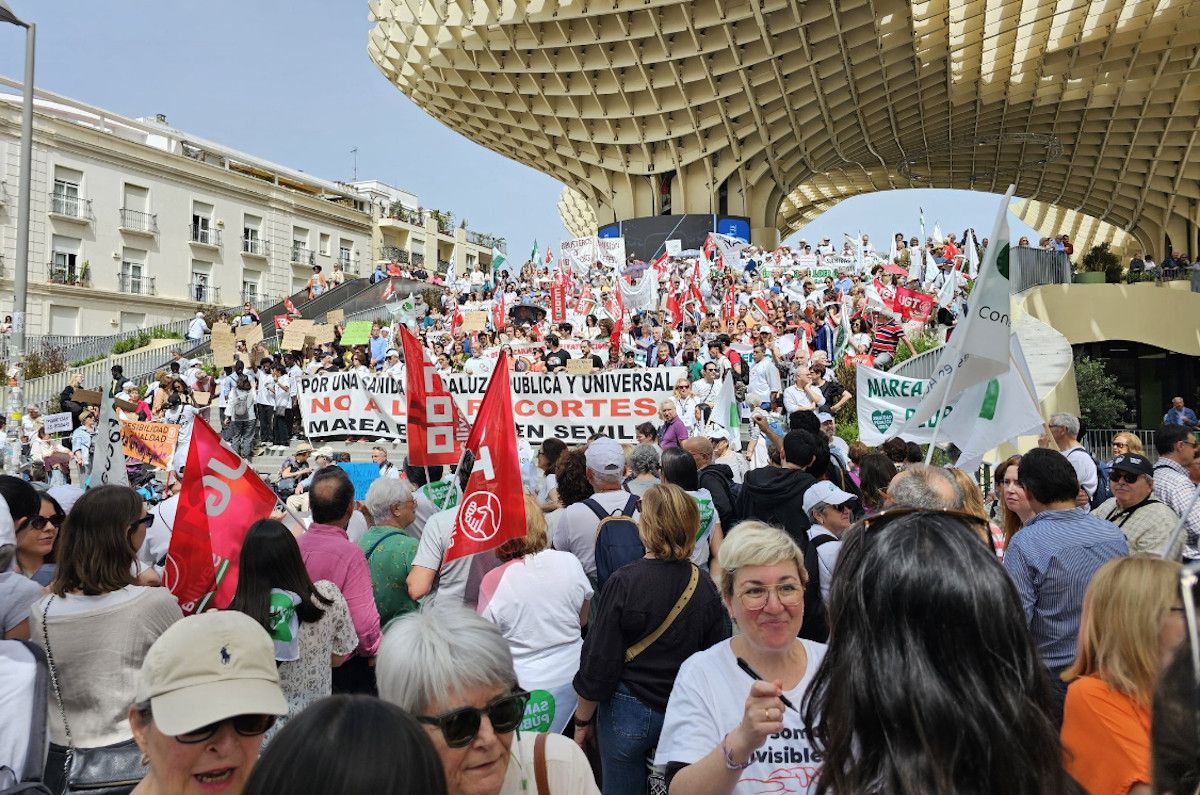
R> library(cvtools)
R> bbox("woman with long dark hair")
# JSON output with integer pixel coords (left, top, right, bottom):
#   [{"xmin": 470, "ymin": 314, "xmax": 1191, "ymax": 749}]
[
  {"xmin": 660, "ymin": 447, "xmax": 723, "ymax": 570},
  {"xmin": 855, "ymin": 452, "xmax": 896, "ymax": 513},
  {"xmin": 228, "ymin": 519, "xmax": 358, "ymax": 741},
  {"xmin": 802, "ymin": 510, "xmax": 1077, "ymax": 795}
]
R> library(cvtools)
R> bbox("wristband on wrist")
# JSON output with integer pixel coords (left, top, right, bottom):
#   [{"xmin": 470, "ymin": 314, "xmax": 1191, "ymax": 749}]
[
  {"xmin": 722, "ymin": 733, "xmax": 752, "ymax": 770},
  {"xmin": 573, "ymin": 713, "xmax": 595, "ymax": 728}
]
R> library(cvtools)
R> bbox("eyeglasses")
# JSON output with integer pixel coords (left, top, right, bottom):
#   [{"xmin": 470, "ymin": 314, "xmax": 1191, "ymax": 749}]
[
  {"xmin": 737, "ymin": 581, "xmax": 804, "ymax": 610},
  {"xmin": 175, "ymin": 714, "xmax": 276, "ymax": 744},
  {"xmin": 1108, "ymin": 470, "xmax": 1142, "ymax": 484},
  {"xmin": 416, "ymin": 689, "xmax": 530, "ymax": 748},
  {"xmin": 29, "ymin": 513, "xmax": 65, "ymax": 531}
]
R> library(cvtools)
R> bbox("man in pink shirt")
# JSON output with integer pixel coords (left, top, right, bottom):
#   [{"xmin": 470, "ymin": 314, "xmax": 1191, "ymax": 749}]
[{"xmin": 297, "ymin": 466, "xmax": 382, "ymax": 693}]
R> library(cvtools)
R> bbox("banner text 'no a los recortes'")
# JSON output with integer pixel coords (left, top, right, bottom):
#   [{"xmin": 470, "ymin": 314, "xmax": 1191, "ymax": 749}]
[{"xmin": 298, "ymin": 367, "xmax": 686, "ymax": 444}]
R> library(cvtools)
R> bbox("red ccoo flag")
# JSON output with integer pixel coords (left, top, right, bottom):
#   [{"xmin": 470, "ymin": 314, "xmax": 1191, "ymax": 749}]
[
  {"xmin": 445, "ymin": 352, "xmax": 527, "ymax": 564},
  {"xmin": 164, "ymin": 420, "xmax": 277, "ymax": 615},
  {"xmin": 544, "ymin": 245, "xmax": 554, "ymax": 266},
  {"xmin": 399, "ymin": 325, "xmax": 463, "ymax": 466},
  {"xmin": 492, "ymin": 290, "xmax": 506, "ymax": 331},
  {"xmin": 283, "ymin": 297, "xmax": 302, "ymax": 317},
  {"xmin": 381, "ymin": 279, "xmax": 396, "ymax": 302}
]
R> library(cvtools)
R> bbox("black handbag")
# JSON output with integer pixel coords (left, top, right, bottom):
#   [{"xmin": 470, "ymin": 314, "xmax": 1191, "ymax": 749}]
[{"xmin": 40, "ymin": 597, "xmax": 147, "ymax": 795}]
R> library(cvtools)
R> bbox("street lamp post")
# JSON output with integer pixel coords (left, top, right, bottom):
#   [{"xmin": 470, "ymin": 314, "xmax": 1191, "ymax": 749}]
[{"xmin": 0, "ymin": 0, "xmax": 34, "ymax": 474}]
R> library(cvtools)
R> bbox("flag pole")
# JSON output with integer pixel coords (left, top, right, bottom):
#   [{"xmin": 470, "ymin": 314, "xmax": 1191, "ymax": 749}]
[{"xmin": 922, "ymin": 365, "xmax": 959, "ymax": 465}]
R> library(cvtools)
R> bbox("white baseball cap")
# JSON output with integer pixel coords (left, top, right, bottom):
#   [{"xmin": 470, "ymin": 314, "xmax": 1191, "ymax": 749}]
[
  {"xmin": 0, "ymin": 497, "xmax": 14, "ymax": 549},
  {"xmin": 816, "ymin": 412, "xmax": 834, "ymax": 424},
  {"xmin": 135, "ymin": 611, "xmax": 287, "ymax": 736},
  {"xmin": 585, "ymin": 436, "xmax": 625, "ymax": 474},
  {"xmin": 802, "ymin": 481, "xmax": 855, "ymax": 516}
]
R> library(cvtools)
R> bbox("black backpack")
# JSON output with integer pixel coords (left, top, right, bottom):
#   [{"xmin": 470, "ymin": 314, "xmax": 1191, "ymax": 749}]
[
  {"xmin": 589, "ymin": 495, "xmax": 642, "ymax": 591},
  {"xmin": 1066, "ymin": 447, "xmax": 1107, "ymax": 509}
]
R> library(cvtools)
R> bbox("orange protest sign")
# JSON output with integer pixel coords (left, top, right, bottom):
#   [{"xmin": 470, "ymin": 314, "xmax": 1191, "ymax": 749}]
[{"xmin": 121, "ymin": 421, "xmax": 180, "ymax": 469}]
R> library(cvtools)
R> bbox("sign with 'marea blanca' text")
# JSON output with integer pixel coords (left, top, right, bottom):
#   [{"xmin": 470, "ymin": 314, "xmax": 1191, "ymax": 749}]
[{"xmin": 297, "ymin": 367, "xmax": 686, "ymax": 444}]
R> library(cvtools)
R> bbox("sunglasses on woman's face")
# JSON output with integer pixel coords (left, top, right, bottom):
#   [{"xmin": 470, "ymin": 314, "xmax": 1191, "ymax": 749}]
[
  {"xmin": 172, "ymin": 714, "xmax": 276, "ymax": 744},
  {"xmin": 28, "ymin": 513, "xmax": 65, "ymax": 531},
  {"xmin": 416, "ymin": 689, "xmax": 530, "ymax": 748}
]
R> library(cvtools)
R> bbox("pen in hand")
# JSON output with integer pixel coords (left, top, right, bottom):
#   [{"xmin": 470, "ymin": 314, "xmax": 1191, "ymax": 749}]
[{"xmin": 735, "ymin": 656, "xmax": 798, "ymax": 713}]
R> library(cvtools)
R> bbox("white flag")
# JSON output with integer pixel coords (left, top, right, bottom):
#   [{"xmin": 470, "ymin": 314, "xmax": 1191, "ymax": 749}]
[
  {"xmin": 906, "ymin": 246, "xmax": 923, "ymax": 283},
  {"xmin": 922, "ymin": 246, "xmax": 939, "ymax": 286},
  {"xmin": 89, "ymin": 389, "xmax": 128, "ymax": 487},
  {"xmin": 888, "ymin": 236, "xmax": 899, "ymax": 265},
  {"xmin": 932, "ymin": 222, "xmax": 945, "ymax": 245},
  {"xmin": 965, "ymin": 231, "xmax": 980, "ymax": 280},
  {"xmin": 445, "ymin": 244, "xmax": 458, "ymax": 289},
  {"xmin": 939, "ymin": 335, "xmax": 1044, "ymax": 472},
  {"xmin": 898, "ymin": 185, "xmax": 1016, "ymax": 433},
  {"xmin": 710, "ymin": 373, "xmax": 742, "ymax": 452}
]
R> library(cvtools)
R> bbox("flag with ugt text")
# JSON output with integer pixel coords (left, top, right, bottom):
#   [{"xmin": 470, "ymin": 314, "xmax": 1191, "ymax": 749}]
[
  {"xmin": 445, "ymin": 352, "xmax": 527, "ymax": 564},
  {"xmin": 164, "ymin": 420, "xmax": 276, "ymax": 615},
  {"xmin": 899, "ymin": 185, "xmax": 1016, "ymax": 434},
  {"xmin": 400, "ymin": 325, "xmax": 463, "ymax": 467},
  {"xmin": 284, "ymin": 297, "xmax": 302, "ymax": 317}
]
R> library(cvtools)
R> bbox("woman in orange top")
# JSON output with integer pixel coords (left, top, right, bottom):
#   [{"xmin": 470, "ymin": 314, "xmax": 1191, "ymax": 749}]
[{"xmin": 1060, "ymin": 556, "xmax": 1186, "ymax": 795}]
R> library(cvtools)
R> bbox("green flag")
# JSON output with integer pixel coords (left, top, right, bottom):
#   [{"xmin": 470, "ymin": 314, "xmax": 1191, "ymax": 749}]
[
  {"xmin": 529, "ymin": 239, "xmax": 538, "ymax": 263},
  {"xmin": 492, "ymin": 245, "xmax": 508, "ymax": 274}
]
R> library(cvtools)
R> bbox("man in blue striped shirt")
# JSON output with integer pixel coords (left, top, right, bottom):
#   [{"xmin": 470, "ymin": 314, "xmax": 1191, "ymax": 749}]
[{"xmin": 1001, "ymin": 448, "xmax": 1128, "ymax": 725}]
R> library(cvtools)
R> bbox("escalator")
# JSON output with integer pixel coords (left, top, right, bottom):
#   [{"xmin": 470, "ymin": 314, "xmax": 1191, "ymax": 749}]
[{"xmin": 328, "ymin": 276, "xmax": 432, "ymax": 324}]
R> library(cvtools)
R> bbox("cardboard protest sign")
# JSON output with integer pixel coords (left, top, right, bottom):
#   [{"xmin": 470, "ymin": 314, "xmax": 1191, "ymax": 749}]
[
  {"xmin": 212, "ymin": 326, "xmax": 236, "ymax": 368},
  {"xmin": 327, "ymin": 308, "xmax": 344, "ymax": 325},
  {"xmin": 339, "ymin": 320, "xmax": 373, "ymax": 346},
  {"xmin": 238, "ymin": 323, "xmax": 263, "ymax": 349},
  {"xmin": 42, "ymin": 412, "xmax": 74, "ymax": 434},
  {"xmin": 298, "ymin": 367, "xmax": 685, "ymax": 444},
  {"xmin": 309, "ymin": 324, "xmax": 337, "ymax": 346},
  {"xmin": 73, "ymin": 389, "xmax": 103, "ymax": 406},
  {"xmin": 565, "ymin": 358, "xmax": 593, "ymax": 374},
  {"xmin": 462, "ymin": 311, "xmax": 488, "ymax": 332},
  {"xmin": 121, "ymin": 421, "xmax": 180, "ymax": 469},
  {"xmin": 281, "ymin": 319, "xmax": 316, "ymax": 350}
]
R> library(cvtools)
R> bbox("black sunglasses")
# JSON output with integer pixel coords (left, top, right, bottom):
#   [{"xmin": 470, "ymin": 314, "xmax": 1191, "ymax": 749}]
[
  {"xmin": 142, "ymin": 710, "xmax": 276, "ymax": 744},
  {"xmin": 416, "ymin": 689, "xmax": 529, "ymax": 748},
  {"xmin": 1108, "ymin": 470, "xmax": 1142, "ymax": 484},
  {"xmin": 28, "ymin": 513, "xmax": 65, "ymax": 531}
]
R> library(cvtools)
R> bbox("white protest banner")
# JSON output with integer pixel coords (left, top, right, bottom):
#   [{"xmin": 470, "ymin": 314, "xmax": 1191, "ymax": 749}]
[
  {"xmin": 808, "ymin": 266, "xmax": 837, "ymax": 281},
  {"xmin": 596, "ymin": 237, "xmax": 626, "ymax": 270},
  {"xmin": 795, "ymin": 255, "xmax": 819, "ymax": 271},
  {"xmin": 855, "ymin": 364, "xmax": 952, "ymax": 446},
  {"xmin": 480, "ymin": 340, "xmax": 608, "ymax": 365},
  {"xmin": 665, "ymin": 239, "xmax": 682, "ymax": 256},
  {"xmin": 560, "ymin": 236, "xmax": 598, "ymax": 274},
  {"xmin": 298, "ymin": 367, "xmax": 683, "ymax": 444},
  {"xmin": 819, "ymin": 254, "xmax": 857, "ymax": 271},
  {"xmin": 42, "ymin": 412, "xmax": 74, "ymax": 435}
]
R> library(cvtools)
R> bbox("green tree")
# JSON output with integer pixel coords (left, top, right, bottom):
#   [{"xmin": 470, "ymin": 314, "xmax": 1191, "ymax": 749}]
[{"xmin": 1073, "ymin": 354, "xmax": 1125, "ymax": 429}]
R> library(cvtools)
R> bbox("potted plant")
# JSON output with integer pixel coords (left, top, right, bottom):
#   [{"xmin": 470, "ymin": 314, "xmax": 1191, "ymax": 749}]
[
  {"xmin": 77, "ymin": 260, "xmax": 91, "ymax": 286},
  {"xmin": 1075, "ymin": 243, "xmax": 1118, "ymax": 284}
]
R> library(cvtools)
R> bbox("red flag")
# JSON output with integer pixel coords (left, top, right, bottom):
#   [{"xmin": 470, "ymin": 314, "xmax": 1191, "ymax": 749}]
[
  {"xmin": 164, "ymin": 420, "xmax": 277, "ymax": 614},
  {"xmin": 544, "ymin": 246, "xmax": 553, "ymax": 266},
  {"xmin": 893, "ymin": 286, "xmax": 935, "ymax": 323},
  {"xmin": 399, "ymin": 326, "xmax": 462, "ymax": 466},
  {"xmin": 608, "ymin": 311, "xmax": 624, "ymax": 356},
  {"xmin": 666, "ymin": 293, "xmax": 683, "ymax": 327},
  {"xmin": 283, "ymin": 297, "xmax": 302, "ymax": 317},
  {"xmin": 550, "ymin": 283, "xmax": 567, "ymax": 322},
  {"xmin": 650, "ymin": 251, "xmax": 669, "ymax": 275},
  {"xmin": 381, "ymin": 279, "xmax": 395, "ymax": 302},
  {"xmin": 450, "ymin": 305, "xmax": 464, "ymax": 333},
  {"xmin": 722, "ymin": 289, "xmax": 736, "ymax": 321},
  {"xmin": 446, "ymin": 352, "xmax": 526, "ymax": 564},
  {"xmin": 492, "ymin": 291, "xmax": 506, "ymax": 331}
]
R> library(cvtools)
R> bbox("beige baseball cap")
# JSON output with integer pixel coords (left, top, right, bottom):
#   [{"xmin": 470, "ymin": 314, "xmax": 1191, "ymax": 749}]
[{"xmin": 135, "ymin": 611, "xmax": 287, "ymax": 736}]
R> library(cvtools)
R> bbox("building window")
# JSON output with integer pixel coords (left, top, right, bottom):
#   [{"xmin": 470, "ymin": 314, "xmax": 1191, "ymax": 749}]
[
  {"xmin": 50, "ymin": 234, "xmax": 81, "ymax": 284},
  {"xmin": 191, "ymin": 260, "xmax": 214, "ymax": 302},
  {"xmin": 121, "ymin": 260, "xmax": 145, "ymax": 294},
  {"xmin": 338, "ymin": 243, "xmax": 352, "ymax": 271},
  {"xmin": 52, "ymin": 167, "xmax": 82, "ymax": 217},
  {"xmin": 242, "ymin": 279, "xmax": 259, "ymax": 304},
  {"xmin": 243, "ymin": 213, "xmax": 265, "ymax": 255},
  {"xmin": 319, "ymin": 232, "xmax": 331, "ymax": 256},
  {"xmin": 191, "ymin": 201, "xmax": 215, "ymax": 245}
]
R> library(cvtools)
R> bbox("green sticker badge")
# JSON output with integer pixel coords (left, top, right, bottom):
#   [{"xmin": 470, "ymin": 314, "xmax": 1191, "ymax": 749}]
[
  {"xmin": 519, "ymin": 690, "xmax": 556, "ymax": 734},
  {"xmin": 871, "ymin": 410, "xmax": 894, "ymax": 433}
]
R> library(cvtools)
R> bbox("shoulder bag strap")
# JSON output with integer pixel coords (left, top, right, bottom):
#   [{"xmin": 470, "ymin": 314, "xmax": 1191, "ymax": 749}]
[
  {"xmin": 534, "ymin": 732, "xmax": 550, "ymax": 795},
  {"xmin": 42, "ymin": 596, "xmax": 76, "ymax": 775},
  {"xmin": 364, "ymin": 531, "xmax": 404, "ymax": 561},
  {"xmin": 624, "ymin": 563, "xmax": 700, "ymax": 664}
]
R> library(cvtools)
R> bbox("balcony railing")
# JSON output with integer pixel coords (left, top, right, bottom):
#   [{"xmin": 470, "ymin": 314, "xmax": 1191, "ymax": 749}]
[
  {"xmin": 119, "ymin": 208, "xmax": 158, "ymax": 234},
  {"xmin": 190, "ymin": 282, "xmax": 220, "ymax": 303},
  {"xmin": 466, "ymin": 230, "xmax": 505, "ymax": 251},
  {"xmin": 337, "ymin": 254, "xmax": 360, "ymax": 275},
  {"xmin": 411, "ymin": 252, "xmax": 425, "ymax": 266},
  {"xmin": 242, "ymin": 236, "xmax": 269, "ymax": 256},
  {"xmin": 385, "ymin": 205, "xmax": 426, "ymax": 226},
  {"xmin": 119, "ymin": 272, "xmax": 156, "ymax": 296},
  {"xmin": 380, "ymin": 245, "xmax": 409, "ymax": 264},
  {"xmin": 49, "ymin": 193, "xmax": 93, "ymax": 221},
  {"xmin": 48, "ymin": 262, "xmax": 88, "ymax": 287},
  {"xmin": 437, "ymin": 259, "xmax": 451, "ymax": 274},
  {"xmin": 189, "ymin": 224, "xmax": 222, "ymax": 247},
  {"xmin": 291, "ymin": 245, "xmax": 315, "ymax": 265},
  {"xmin": 241, "ymin": 290, "xmax": 271, "ymax": 308}
]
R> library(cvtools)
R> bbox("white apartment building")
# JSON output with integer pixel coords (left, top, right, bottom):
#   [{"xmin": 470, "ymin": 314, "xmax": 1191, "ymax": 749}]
[{"xmin": 0, "ymin": 80, "xmax": 373, "ymax": 337}]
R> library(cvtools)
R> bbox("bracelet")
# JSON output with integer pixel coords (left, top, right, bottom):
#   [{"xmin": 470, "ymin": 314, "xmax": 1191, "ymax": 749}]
[
  {"xmin": 721, "ymin": 733, "xmax": 752, "ymax": 770},
  {"xmin": 573, "ymin": 714, "xmax": 595, "ymax": 728}
]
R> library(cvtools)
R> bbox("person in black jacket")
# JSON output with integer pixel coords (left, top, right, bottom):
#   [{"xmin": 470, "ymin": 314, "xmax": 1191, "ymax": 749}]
[
  {"xmin": 681, "ymin": 436, "xmax": 739, "ymax": 534},
  {"xmin": 737, "ymin": 430, "xmax": 828, "ymax": 641}
]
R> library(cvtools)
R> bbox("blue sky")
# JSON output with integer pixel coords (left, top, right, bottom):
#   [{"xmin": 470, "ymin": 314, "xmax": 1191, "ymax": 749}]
[{"xmin": 0, "ymin": 0, "xmax": 1040, "ymax": 256}]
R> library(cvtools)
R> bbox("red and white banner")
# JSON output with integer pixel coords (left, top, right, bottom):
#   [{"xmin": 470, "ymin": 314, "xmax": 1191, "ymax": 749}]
[
  {"xmin": 893, "ymin": 286, "xmax": 935, "ymax": 323},
  {"xmin": 873, "ymin": 278, "xmax": 897, "ymax": 310},
  {"xmin": 550, "ymin": 283, "xmax": 567, "ymax": 322},
  {"xmin": 400, "ymin": 326, "xmax": 464, "ymax": 466},
  {"xmin": 446, "ymin": 352, "xmax": 527, "ymax": 564},
  {"xmin": 572, "ymin": 290, "xmax": 595, "ymax": 316},
  {"xmin": 164, "ymin": 420, "xmax": 277, "ymax": 615},
  {"xmin": 722, "ymin": 289, "xmax": 737, "ymax": 321},
  {"xmin": 284, "ymin": 297, "xmax": 302, "ymax": 317},
  {"xmin": 273, "ymin": 315, "xmax": 291, "ymax": 330},
  {"xmin": 492, "ymin": 291, "xmax": 506, "ymax": 331}
]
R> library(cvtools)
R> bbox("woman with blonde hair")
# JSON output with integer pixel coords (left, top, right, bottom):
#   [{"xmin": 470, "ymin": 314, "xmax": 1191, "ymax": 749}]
[
  {"xmin": 573, "ymin": 483, "xmax": 730, "ymax": 794},
  {"xmin": 1061, "ymin": 556, "xmax": 1186, "ymax": 794},
  {"xmin": 1098, "ymin": 432, "xmax": 1146, "ymax": 490},
  {"xmin": 946, "ymin": 468, "xmax": 1005, "ymax": 558},
  {"xmin": 478, "ymin": 494, "xmax": 593, "ymax": 734}
]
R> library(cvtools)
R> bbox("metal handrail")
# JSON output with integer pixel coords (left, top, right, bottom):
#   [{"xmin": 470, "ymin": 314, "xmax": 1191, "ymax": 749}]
[
  {"xmin": 119, "ymin": 208, "xmax": 158, "ymax": 233},
  {"xmin": 189, "ymin": 224, "xmax": 222, "ymax": 247},
  {"xmin": 190, "ymin": 283, "xmax": 221, "ymax": 303},
  {"xmin": 49, "ymin": 193, "xmax": 92, "ymax": 220},
  {"xmin": 1082, "ymin": 429, "xmax": 1159, "ymax": 464},
  {"xmin": 1010, "ymin": 247, "xmax": 1072, "ymax": 293},
  {"xmin": 291, "ymin": 246, "xmax": 316, "ymax": 265},
  {"xmin": 242, "ymin": 236, "xmax": 269, "ymax": 256}
]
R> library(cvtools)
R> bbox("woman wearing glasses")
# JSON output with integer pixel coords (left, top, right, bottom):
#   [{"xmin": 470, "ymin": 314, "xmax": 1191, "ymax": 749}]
[
  {"xmin": 130, "ymin": 610, "xmax": 288, "ymax": 795},
  {"xmin": 655, "ymin": 521, "xmax": 824, "ymax": 794},
  {"xmin": 30, "ymin": 485, "xmax": 182, "ymax": 776},
  {"xmin": 378, "ymin": 607, "xmax": 598, "ymax": 795},
  {"xmin": 801, "ymin": 510, "xmax": 1075, "ymax": 795},
  {"xmin": 13, "ymin": 490, "xmax": 65, "ymax": 585},
  {"xmin": 1061, "ymin": 556, "xmax": 1186, "ymax": 795}
]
